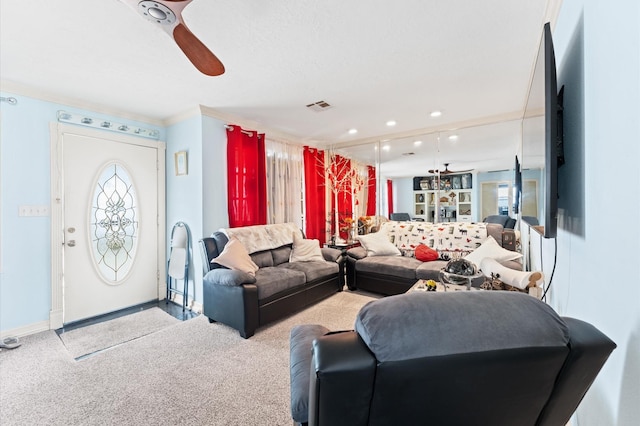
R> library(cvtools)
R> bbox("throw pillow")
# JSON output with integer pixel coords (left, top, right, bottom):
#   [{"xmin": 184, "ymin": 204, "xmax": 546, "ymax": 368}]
[
  {"xmin": 211, "ymin": 238, "xmax": 259, "ymax": 277},
  {"xmin": 415, "ymin": 244, "xmax": 439, "ymax": 262},
  {"xmin": 290, "ymin": 233, "xmax": 325, "ymax": 262},
  {"xmin": 356, "ymin": 231, "xmax": 401, "ymax": 257},
  {"xmin": 464, "ymin": 236, "xmax": 522, "ymax": 267}
]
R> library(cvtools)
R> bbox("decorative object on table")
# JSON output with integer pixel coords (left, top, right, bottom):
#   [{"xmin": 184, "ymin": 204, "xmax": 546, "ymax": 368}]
[
  {"xmin": 480, "ymin": 273, "xmax": 528, "ymax": 293},
  {"xmin": 426, "ymin": 279, "xmax": 438, "ymax": 291},
  {"xmin": 439, "ymin": 258, "xmax": 482, "ymax": 289}
]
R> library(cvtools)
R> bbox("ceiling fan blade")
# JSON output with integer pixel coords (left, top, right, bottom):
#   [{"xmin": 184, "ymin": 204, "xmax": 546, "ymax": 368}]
[
  {"xmin": 118, "ymin": 0, "xmax": 225, "ymax": 76},
  {"xmin": 173, "ymin": 23, "xmax": 225, "ymax": 76}
]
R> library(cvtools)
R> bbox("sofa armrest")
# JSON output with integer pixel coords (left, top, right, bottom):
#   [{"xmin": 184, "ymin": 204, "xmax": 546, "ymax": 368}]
[
  {"xmin": 321, "ymin": 247, "xmax": 342, "ymax": 262},
  {"xmin": 203, "ymin": 268, "xmax": 257, "ymax": 286},
  {"xmin": 290, "ymin": 324, "xmax": 331, "ymax": 424},
  {"xmin": 346, "ymin": 246, "xmax": 367, "ymax": 260},
  {"xmin": 537, "ymin": 317, "xmax": 616, "ymax": 426},
  {"xmin": 309, "ymin": 331, "xmax": 377, "ymax": 426}
]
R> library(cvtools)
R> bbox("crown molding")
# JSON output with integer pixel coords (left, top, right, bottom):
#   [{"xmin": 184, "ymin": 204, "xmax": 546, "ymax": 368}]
[
  {"xmin": 162, "ymin": 106, "xmax": 202, "ymax": 127},
  {"xmin": 198, "ymin": 105, "xmax": 307, "ymax": 145},
  {"xmin": 0, "ymin": 79, "xmax": 163, "ymax": 127}
]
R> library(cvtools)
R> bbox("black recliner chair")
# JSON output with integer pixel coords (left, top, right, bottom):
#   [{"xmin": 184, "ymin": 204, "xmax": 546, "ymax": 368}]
[{"xmin": 290, "ymin": 291, "xmax": 615, "ymax": 426}]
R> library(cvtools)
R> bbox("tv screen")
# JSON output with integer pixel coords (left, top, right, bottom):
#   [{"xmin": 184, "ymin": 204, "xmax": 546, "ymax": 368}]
[{"xmin": 521, "ymin": 22, "xmax": 562, "ymax": 239}]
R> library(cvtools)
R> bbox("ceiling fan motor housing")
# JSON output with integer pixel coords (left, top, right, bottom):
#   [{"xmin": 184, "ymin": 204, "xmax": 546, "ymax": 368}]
[{"xmin": 138, "ymin": 1, "xmax": 176, "ymax": 25}]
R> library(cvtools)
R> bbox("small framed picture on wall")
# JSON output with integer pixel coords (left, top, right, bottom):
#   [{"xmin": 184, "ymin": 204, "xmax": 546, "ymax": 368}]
[{"xmin": 174, "ymin": 151, "xmax": 188, "ymax": 176}]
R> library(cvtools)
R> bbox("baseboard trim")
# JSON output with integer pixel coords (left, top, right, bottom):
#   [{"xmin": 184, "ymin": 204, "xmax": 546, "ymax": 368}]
[
  {"xmin": 0, "ymin": 320, "xmax": 50, "ymax": 340},
  {"xmin": 166, "ymin": 294, "xmax": 203, "ymax": 314}
]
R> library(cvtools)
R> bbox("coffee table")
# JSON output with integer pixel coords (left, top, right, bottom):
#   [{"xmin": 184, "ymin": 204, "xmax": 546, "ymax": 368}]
[{"xmin": 409, "ymin": 279, "xmax": 482, "ymax": 293}]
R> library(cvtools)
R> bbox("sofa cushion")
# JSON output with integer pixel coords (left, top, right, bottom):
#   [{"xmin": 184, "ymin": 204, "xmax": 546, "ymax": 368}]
[
  {"xmin": 280, "ymin": 261, "xmax": 339, "ymax": 282},
  {"xmin": 355, "ymin": 291, "xmax": 570, "ymax": 362},
  {"xmin": 356, "ymin": 231, "xmax": 401, "ymax": 257},
  {"xmin": 254, "ymin": 267, "xmax": 306, "ymax": 300},
  {"xmin": 203, "ymin": 269, "xmax": 257, "ymax": 286},
  {"xmin": 290, "ymin": 233, "xmax": 325, "ymax": 263},
  {"xmin": 212, "ymin": 238, "xmax": 259, "ymax": 277},
  {"xmin": 272, "ymin": 246, "xmax": 293, "ymax": 266},
  {"xmin": 415, "ymin": 260, "xmax": 448, "ymax": 280},
  {"xmin": 355, "ymin": 256, "xmax": 421, "ymax": 279},
  {"xmin": 250, "ymin": 250, "xmax": 274, "ymax": 268},
  {"xmin": 464, "ymin": 235, "xmax": 522, "ymax": 267}
]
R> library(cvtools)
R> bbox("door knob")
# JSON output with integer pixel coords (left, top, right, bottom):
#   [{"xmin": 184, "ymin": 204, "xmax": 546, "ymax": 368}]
[{"xmin": 67, "ymin": 240, "xmax": 76, "ymax": 247}]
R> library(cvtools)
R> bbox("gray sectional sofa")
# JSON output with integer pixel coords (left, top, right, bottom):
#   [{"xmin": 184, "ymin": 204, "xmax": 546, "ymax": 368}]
[{"xmin": 346, "ymin": 221, "xmax": 520, "ymax": 295}]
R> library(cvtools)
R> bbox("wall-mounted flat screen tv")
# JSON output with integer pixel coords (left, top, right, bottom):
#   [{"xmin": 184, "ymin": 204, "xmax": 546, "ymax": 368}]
[{"xmin": 521, "ymin": 22, "xmax": 564, "ymax": 239}]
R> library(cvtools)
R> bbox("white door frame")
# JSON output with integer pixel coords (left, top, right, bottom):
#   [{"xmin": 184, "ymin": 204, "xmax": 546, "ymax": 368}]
[{"xmin": 49, "ymin": 123, "xmax": 166, "ymax": 329}]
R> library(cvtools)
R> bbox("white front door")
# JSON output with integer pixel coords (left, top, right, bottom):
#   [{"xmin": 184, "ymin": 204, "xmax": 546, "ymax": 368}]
[{"xmin": 59, "ymin": 128, "xmax": 162, "ymax": 324}]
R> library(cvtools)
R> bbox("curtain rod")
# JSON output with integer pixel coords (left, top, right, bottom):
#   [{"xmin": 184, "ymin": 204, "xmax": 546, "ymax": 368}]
[{"xmin": 225, "ymin": 125, "xmax": 253, "ymax": 136}]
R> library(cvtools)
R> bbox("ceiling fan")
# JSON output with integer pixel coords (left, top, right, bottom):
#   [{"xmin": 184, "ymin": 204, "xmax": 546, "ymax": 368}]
[
  {"xmin": 118, "ymin": 0, "xmax": 225, "ymax": 76},
  {"xmin": 428, "ymin": 163, "xmax": 473, "ymax": 175}
]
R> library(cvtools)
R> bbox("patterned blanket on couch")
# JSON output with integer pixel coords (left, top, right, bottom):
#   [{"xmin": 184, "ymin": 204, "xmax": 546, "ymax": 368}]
[{"xmin": 379, "ymin": 221, "xmax": 488, "ymax": 260}]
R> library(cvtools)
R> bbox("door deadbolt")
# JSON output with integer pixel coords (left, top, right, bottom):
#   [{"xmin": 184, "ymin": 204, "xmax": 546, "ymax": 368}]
[
  {"xmin": 67, "ymin": 227, "xmax": 76, "ymax": 233},
  {"xmin": 67, "ymin": 240, "xmax": 76, "ymax": 247}
]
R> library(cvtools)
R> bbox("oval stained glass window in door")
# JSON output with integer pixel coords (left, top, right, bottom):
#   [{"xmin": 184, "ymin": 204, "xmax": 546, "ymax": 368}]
[{"xmin": 90, "ymin": 163, "xmax": 139, "ymax": 283}]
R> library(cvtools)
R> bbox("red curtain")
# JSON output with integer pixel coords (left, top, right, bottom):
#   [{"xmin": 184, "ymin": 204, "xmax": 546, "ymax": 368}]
[
  {"xmin": 226, "ymin": 125, "xmax": 267, "ymax": 227},
  {"xmin": 303, "ymin": 146, "xmax": 326, "ymax": 244},
  {"xmin": 332, "ymin": 155, "xmax": 352, "ymax": 240},
  {"xmin": 387, "ymin": 179, "xmax": 394, "ymax": 217},
  {"xmin": 366, "ymin": 165, "xmax": 376, "ymax": 216}
]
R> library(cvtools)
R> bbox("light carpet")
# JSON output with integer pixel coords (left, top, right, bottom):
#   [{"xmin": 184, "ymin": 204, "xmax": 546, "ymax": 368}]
[
  {"xmin": 58, "ymin": 307, "xmax": 180, "ymax": 359},
  {"xmin": 0, "ymin": 290, "xmax": 377, "ymax": 426}
]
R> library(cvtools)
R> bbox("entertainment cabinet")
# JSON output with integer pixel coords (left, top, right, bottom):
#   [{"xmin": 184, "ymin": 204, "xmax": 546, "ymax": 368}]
[
  {"xmin": 413, "ymin": 189, "xmax": 473, "ymax": 222},
  {"xmin": 412, "ymin": 172, "xmax": 474, "ymax": 223}
]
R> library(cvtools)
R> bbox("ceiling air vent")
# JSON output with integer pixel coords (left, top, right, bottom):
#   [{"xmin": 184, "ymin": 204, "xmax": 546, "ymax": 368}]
[{"xmin": 306, "ymin": 100, "xmax": 333, "ymax": 112}]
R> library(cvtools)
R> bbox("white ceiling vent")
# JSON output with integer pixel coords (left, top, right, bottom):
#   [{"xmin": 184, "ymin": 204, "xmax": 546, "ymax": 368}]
[{"xmin": 306, "ymin": 100, "xmax": 333, "ymax": 112}]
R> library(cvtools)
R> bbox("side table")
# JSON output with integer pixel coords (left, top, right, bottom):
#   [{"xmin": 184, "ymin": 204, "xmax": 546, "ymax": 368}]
[{"xmin": 324, "ymin": 242, "xmax": 360, "ymax": 289}]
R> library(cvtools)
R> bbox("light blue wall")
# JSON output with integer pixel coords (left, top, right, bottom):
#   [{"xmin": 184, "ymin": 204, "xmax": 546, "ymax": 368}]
[
  {"xmin": 0, "ymin": 92, "xmax": 164, "ymax": 333},
  {"xmin": 164, "ymin": 113, "xmax": 229, "ymax": 306},
  {"xmin": 165, "ymin": 115, "xmax": 204, "ymax": 305},
  {"xmin": 537, "ymin": 2, "xmax": 640, "ymax": 425},
  {"xmin": 201, "ymin": 115, "xmax": 229, "ymax": 235}
]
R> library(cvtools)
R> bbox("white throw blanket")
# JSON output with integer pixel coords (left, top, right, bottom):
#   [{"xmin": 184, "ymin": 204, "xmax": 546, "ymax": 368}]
[{"xmin": 221, "ymin": 222, "xmax": 302, "ymax": 254}]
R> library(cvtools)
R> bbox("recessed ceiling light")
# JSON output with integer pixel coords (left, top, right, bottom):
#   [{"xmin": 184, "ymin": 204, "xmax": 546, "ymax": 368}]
[
  {"xmin": 430, "ymin": 111, "xmax": 442, "ymax": 118},
  {"xmin": 386, "ymin": 120, "xmax": 397, "ymax": 127},
  {"xmin": 448, "ymin": 134, "xmax": 459, "ymax": 141},
  {"xmin": 413, "ymin": 140, "xmax": 422, "ymax": 146},
  {"xmin": 382, "ymin": 145, "xmax": 391, "ymax": 151},
  {"xmin": 348, "ymin": 128, "xmax": 358, "ymax": 135}
]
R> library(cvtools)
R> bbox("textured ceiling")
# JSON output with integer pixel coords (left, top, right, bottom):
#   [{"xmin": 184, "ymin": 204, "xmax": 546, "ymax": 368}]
[{"xmin": 0, "ymin": 0, "xmax": 560, "ymax": 176}]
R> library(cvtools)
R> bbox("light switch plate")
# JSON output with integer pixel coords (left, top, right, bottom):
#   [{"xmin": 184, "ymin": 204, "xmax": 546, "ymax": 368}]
[{"xmin": 18, "ymin": 205, "xmax": 50, "ymax": 217}]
